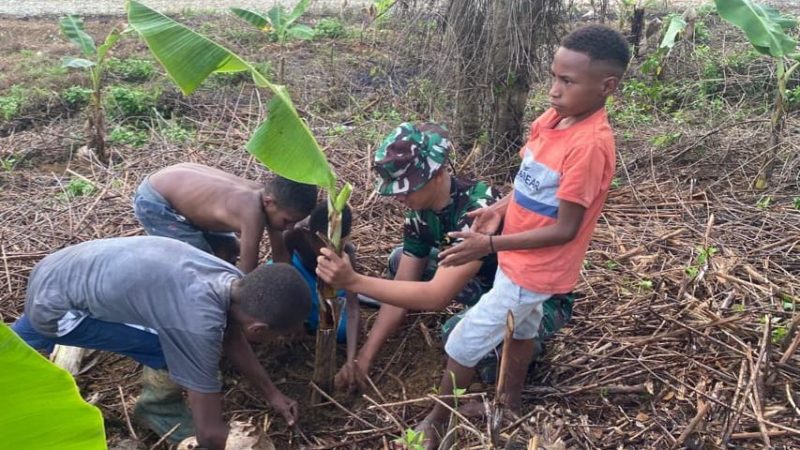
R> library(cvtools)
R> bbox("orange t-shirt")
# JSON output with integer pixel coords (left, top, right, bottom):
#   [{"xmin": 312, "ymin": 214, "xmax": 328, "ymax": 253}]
[{"xmin": 499, "ymin": 107, "xmax": 616, "ymax": 294}]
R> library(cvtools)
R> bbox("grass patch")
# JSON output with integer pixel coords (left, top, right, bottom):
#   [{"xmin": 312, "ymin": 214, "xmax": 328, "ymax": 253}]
[{"xmin": 106, "ymin": 57, "xmax": 156, "ymax": 82}]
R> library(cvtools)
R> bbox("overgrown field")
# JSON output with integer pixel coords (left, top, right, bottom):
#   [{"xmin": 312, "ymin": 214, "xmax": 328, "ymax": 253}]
[{"xmin": 1, "ymin": 2, "xmax": 799, "ymax": 449}]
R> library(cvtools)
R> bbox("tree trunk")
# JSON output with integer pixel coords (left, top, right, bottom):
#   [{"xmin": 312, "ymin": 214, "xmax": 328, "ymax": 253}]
[
  {"xmin": 488, "ymin": 0, "xmax": 535, "ymax": 165},
  {"xmin": 310, "ymin": 201, "xmax": 344, "ymax": 403},
  {"xmin": 446, "ymin": 0, "xmax": 487, "ymax": 149},
  {"xmin": 310, "ymin": 282, "xmax": 340, "ymax": 403},
  {"xmin": 629, "ymin": 7, "xmax": 645, "ymax": 57},
  {"xmin": 755, "ymin": 62, "xmax": 787, "ymax": 190},
  {"xmin": 88, "ymin": 93, "xmax": 107, "ymax": 163}
]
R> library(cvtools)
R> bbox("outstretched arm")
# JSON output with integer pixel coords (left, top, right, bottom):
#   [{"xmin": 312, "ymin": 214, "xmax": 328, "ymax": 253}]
[
  {"xmin": 317, "ymin": 250, "xmax": 482, "ymax": 311},
  {"xmin": 222, "ymin": 325, "xmax": 298, "ymax": 426}
]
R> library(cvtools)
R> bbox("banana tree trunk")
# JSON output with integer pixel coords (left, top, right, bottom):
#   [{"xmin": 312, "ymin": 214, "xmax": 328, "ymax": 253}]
[
  {"xmin": 88, "ymin": 68, "xmax": 108, "ymax": 163},
  {"xmin": 311, "ymin": 199, "xmax": 344, "ymax": 403},
  {"xmin": 755, "ymin": 59, "xmax": 789, "ymax": 190},
  {"xmin": 51, "ymin": 345, "xmax": 86, "ymax": 376}
]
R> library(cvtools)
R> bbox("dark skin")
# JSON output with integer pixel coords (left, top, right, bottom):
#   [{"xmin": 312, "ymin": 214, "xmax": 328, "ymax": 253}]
[
  {"xmin": 284, "ymin": 228, "xmax": 362, "ymax": 394},
  {"xmin": 416, "ymin": 47, "xmax": 623, "ymax": 450},
  {"xmin": 185, "ymin": 280, "xmax": 299, "ymax": 450},
  {"xmin": 148, "ymin": 163, "xmax": 304, "ymax": 272}
]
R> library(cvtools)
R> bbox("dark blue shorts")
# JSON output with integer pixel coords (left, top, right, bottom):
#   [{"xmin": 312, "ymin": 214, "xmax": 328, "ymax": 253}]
[
  {"xmin": 133, "ymin": 178, "xmax": 237, "ymax": 254},
  {"xmin": 12, "ymin": 314, "xmax": 167, "ymax": 369}
]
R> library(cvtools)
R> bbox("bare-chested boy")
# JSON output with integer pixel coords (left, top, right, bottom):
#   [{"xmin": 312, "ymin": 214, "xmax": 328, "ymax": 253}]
[{"xmin": 134, "ymin": 163, "xmax": 317, "ymax": 272}]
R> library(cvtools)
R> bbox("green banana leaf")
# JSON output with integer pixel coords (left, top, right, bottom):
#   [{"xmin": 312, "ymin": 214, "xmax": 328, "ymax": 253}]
[
  {"xmin": 286, "ymin": 0, "xmax": 311, "ymax": 26},
  {"xmin": 59, "ymin": 15, "xmax": 96, "ymax": 57},
  {"xmin": 230, "ymin": 7, "xmax": 270, "ymax": 31},
  {"xmin": 659, "ymin": 15, "xmax": 687, "ymax": 50},
  {"xmin": 715, "ymin": 0, "xmax": 797, "ymax": 57},
  {"xmin": 62, "ymin": 56, "xmax": 96, "ymax": 68},
  {"xmin": 0, "ymin": 323, "xmax": 106, "ymax": 449},
  {"xmin": 288, "ymin": 24, "xmax": 316, "ymax": 40},
  {"xmin": 97, "ymin": 28, "xmax": 123, "ymax": 64},
  {"xmin": 267, "ymin": 6, "xmax": 285, "ymax": 30},
  {"xmin": 126, "ymin": 0, "xmax": 336, "ymax": 191}
]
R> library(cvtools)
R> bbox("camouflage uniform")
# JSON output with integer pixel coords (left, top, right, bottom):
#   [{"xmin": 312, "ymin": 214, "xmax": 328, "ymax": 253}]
[
  {"xmin": 375, "ymin": 122, "xmax": 500, "ymax": 307},
  {"xmin": 375, "ymin": 123, "xmax": 574, "ymax": 384}
]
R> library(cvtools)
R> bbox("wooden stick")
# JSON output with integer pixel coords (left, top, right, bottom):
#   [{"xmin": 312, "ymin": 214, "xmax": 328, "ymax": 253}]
[
  {"xmin": 117, "ymin": 385, "xmax": 139, "ymax": 441},
  {"xmin": 491, "ymin": 310, "xmax": 514, "ymax": 447},
  {"xmin": 672, "ymin": 400, "xmax": 710, "ymax": 449}
]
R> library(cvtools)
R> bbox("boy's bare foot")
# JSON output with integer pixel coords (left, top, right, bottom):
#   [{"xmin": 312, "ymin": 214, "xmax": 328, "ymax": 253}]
[
  {"xmin": 457, "ymin": 400, "xmax": 487, "ymax": 418},
  {"xmin": 413, "ymin": 415, "xmax": 446, "ymax": 450}
]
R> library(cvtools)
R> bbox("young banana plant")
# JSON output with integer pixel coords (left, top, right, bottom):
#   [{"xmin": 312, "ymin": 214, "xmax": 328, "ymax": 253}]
[
  {"xmin": 126, "ymin": 0, "xmax": 352, "ymax": 396},
  {"xmin": 59, "ymin": 16, "xmax": 125, "ymax": 163},
  {"xmin": 230, "ymin": 0, "xmax": 315, "ymax": 83},
  {"xmin": 714, "ymin": 0, "xmax": 800, "ymax": 189}
]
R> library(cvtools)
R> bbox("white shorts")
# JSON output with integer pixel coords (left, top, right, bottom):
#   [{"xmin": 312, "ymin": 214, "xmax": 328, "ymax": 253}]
[{"xmin": 444, "ymin": 267, "xmax": 551, "ymax": 368}]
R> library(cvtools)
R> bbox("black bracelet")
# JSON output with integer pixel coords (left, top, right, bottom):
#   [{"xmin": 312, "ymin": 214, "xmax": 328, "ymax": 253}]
[{"xmin": 489, "ymin": 235, "xmax": 496, "ymax": 253}]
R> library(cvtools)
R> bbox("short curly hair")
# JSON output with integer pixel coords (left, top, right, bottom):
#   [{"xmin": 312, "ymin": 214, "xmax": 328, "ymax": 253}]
[
  {"xmin": 237, "ymin": 262, "xmax": 311, "ymax": 331},
  {"xmin": 309, "ymin": 203, "xmax": 353, "ymax": 239},
  {"xmin": 265, "ymin": 175, "xmax": 318, "ymax": 216},
  {"xmin": 561, "ymin": 25, "xmax": 630, "ymax": 75}
]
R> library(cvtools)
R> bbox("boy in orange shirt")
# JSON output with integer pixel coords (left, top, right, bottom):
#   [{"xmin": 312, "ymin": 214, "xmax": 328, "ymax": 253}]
[{"xmin": 398, "ymin": 24, "xmax": 628, "ymax": 446}]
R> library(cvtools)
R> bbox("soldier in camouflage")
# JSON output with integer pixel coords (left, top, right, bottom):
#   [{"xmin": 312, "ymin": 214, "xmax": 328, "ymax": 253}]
[{"xmin": 316, "ymin": 122, "xmax": 572, "ymax": 393}]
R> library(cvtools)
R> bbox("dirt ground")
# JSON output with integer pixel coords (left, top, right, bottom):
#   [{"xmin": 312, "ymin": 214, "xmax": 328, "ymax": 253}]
[{"xmin": 1, "ymin": 4, "xmax": 799, "ymax": 450}]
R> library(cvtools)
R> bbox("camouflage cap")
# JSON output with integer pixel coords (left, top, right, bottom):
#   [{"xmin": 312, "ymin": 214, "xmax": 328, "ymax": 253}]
[{"xmin": 373, "ymin": 122, "xmax": 452, "ymax": 196}]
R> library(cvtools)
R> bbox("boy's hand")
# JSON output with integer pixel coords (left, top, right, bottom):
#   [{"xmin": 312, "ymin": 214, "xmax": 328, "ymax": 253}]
[
  {"xmin": 335, "ymin": 360, "xmax": 367, "ymax": 395},
  {"xmin": 438, "ymin": 231, "xmax": 491, "ymax": 267},
  {"xmin": 468, "ymin": 207, "xmax": 502, "ymax": 235},
  {"xmin": 267, "ymin": 390, "xmax": 299, "ymax": 426},
  {"xmin": 316, "ymin": 248, "xmax": 357, "ymax": 289}
]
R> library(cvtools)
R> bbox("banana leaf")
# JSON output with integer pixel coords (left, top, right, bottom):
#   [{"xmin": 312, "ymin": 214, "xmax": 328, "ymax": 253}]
[
  {"xmin": 230, "ymin": 7, "xmax": 270, "ymax": 31},
  {"xmin": 659, "ymin": 15, "xmax": 687, "ymax": 50},
  {"xmin": 59, "ymin": 15, "xmax": 96, "ymax": 57},
  {"xmin": 126, "ymin": 0, "xmax": 336, "ymax": 191},
  {"xmin": 714, "ymin": 0, "xmax": 797, "ymax": 57},
  {"xmin": 0, "ymin": 323, "xmax": 106, "ymax": 449}
]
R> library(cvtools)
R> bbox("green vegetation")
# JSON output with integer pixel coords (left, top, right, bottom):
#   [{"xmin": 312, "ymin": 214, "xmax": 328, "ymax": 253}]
[
  {"xmin": 59, "ymin": 178, "xmax": 96, "ymax": 200},
  {"xmin": 756, "ymin": 196, "xmax": 772, "ymax": 210},
  {"xmin": 0, "ymin": 324, "xmax": 106, "ymax": 450},
  {"xmin": 59, "ymin": 15, "xmax": 124, "ymax": 162},
  {"xmin": 62, "ymin": 86, "xmax": 93, "ymax": 108},
  {"xmin": 315, "ymin": 18, "xmax": 347, "ymax": 39},
  {"xmin": 0, "ymin": 85, "xmax": 28, "ymax": 121},
  {"xmin": 714, "ymin": 0, "xmax": 800, "ymax": 189},
  {"xmin": 230, "ymin": 0, "xmax": 314, "ymax": 82},
  {"xmin": 650, "ymin": 132, "xmax": 681, "ymax": 148},
  {"xmin": 395, "ymin": 428, "xmax": 426, "ymax": 450},
  {"xmin": 109, "ymin": 125, "xmax": 149, "ymax": 147},
  {"xmin": 107, "ymin": 85, "xmax": 160, "ymax": 118},
  {"xmin": 106, "ymin": 57, "xmax": 155, "ymax": 82},
  {"xmin": 1, "ymin": 155, "xmax": 17, "ymax": 171},
  {"xmin": 685, "ymin": 246, "xmax": 717, "ymax": 280}
]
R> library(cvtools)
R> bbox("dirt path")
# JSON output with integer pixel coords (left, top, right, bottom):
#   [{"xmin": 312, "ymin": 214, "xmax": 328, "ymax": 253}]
[{"xmin": 0, "ymin": 0, "xmax": 370, "ymax": 17}]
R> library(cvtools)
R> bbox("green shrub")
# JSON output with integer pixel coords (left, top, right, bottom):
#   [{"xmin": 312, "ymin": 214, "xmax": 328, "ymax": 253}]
[
  {"xmin": 109, "ymin": 125, "xmax": 149, "ymax": 147},
  {"xmin": 59, "ymin": 178, "xmax": 96, "ymax": 200},
  {"xmin": 106, "ymin": 57, "xmax": 155, "ymax": 82},
  {"xmin": 161, "ymin": 121, "xmax": 194, "ymax": 143},
  {"xmin": 0, "ymin": 86, "xmax": 28, "ymax": 121},
  {"xmin": 62, "ymin": 86, "xmax": 93, "ymax": 108},
  {"xmin": 315, "ymin": 18, "xmax": 346, "ymax": 38},
  {"xmin": 107, "ymin": 86, "xmax": 160, "ymax": 118}
]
